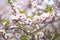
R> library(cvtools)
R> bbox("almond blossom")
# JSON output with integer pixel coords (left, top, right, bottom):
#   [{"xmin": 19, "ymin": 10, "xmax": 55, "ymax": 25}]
[{"xmin": 0, "ymin": 0, "xmax": 60, "ymax": 40}]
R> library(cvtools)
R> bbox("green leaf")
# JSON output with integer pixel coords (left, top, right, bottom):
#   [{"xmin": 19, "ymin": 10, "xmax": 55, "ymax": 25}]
[
  {"xmin": 8, "ymin": 0, "xmax": 12, "ymax": 5},
  {"xmin": 35, "ymin": 30, "xmax": 40, "ymax": 34},
  {"xmin": 53, "ymin": 31, "xmax": 58, "ymax": 40},
  {"xmin": 16, "ymin": 23, "xmax": 23, "ymax": 27},
  {"xmin": 21, "ymin": 36, "xmax": 27, "ymax": 40},
  {"xmin": 28, "ymin": 16, "xmax": 33, "ymax": 20},
  {"xmin": 24, "ymin": 28, "xmax": 29, "ymax": 32},
  {"xmin": 2, "ymin": 19, "xmax": 9, "ymax": 25},
  {"xmin": 45, "ymin": 4, "xmax": 53, "ymax": 13},
  {"xmin": 19, "ymin": 9, "xmax": 25, "ymax": 14}
]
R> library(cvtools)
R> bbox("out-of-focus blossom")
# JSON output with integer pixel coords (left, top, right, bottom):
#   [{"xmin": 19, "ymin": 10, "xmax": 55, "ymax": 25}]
[
  {"xmin": 0, "ymin": 0, "xmax": 60, "ymax": 40},
  {"xmin": 25, "ymin": 19, "xmax": 32, "ymax": 25},
  {"xmin": 9, "ymin": 25, "xmax": 17, "ymax": 28},
  {"xmin": 43, "ymin": 0, "xmax": 49, "ymax": 4},
  {"xmin": 32, "ymin": 1, "xmax": 37, "ymax": 7},
  {"xmin": 26, "ymin": 8, "xmax": 32, "ymax": 16},
  {"xmin": 15, "ymin": 33, "xmax": 21, "ymax": 38},
  {"xmin": 31, "ymin": 8, "xmax": 36, "ymax": 12},
  {"xmin": 36, "ymin": 24, "xmax": 40, "ymax": 29},
  {"xmin": 33, "ymin": 15, "xmax": 40, "ymax": 23},
  {"xmin": 8, "ymin": 25, "xmax": 17, "ymax": 32},
  {"xmin": 0, "ymin": 29, "xmax": 5, "ymax": 34},
  {"xmin": 48, "ymin": 0, "xmax": 54, "ymax": 5},
  {"xmin": 10, "ymin": 15, "xmax": 19, "ymax": 20},
  {"xmin": 19, "ymin": 14, "xmax": 26, "ymax": 20},
  {"xmin": 57, "ymin": 13, "xmax": 60, "ymax": 17},
  {"xmin": 5, "ymin": 33, "xmax": 13, "ymax": 39},
  {"xmin": 38, "ymin": 31, "xmax": 44, "ymax": 38},
  {"xmin": 36, "ymin": 5, "xmax": 43, "ymax": 9},
  {"xmin": 40, "ymin": 12, "xmax": 51, "ymax": 21},
  {"xmin": 36, "ymin": 0, "xmax": 43, "ymax": 5}
]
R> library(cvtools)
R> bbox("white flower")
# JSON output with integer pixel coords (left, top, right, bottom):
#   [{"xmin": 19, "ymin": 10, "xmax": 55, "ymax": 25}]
[
  {"xmin": 16, "ymin": 13, "xmax": 26, "ymax": 21},
  {"xmin": 9, "ymin": 25, "xmax": 17, "ymax": 28},
  {"xmin": 25, "ymin": 19, "xmax": 32, "ymax": 25},
  {"xmin": 19, "ymin": 21, "xmax": 25, "ymax": 24},
  {"xmin": 32, "ymin": 1, "xmax": 37, "ymax": 7},
  {"xmin": 9, "ymin": 25, "xmax": 17, "ymax": 32},
  {"xmin": 20, "ymin": 0, "xmax": 29, "ymax": 5},
  {"xmin": 45, "ymin": 18, "xmax": 52, "ymax": 22},
  {"xmin": 43, "ymin": 0, "xmax": 49, "ymax": 4},
  {"xmin": 57, "ymin": 13, "xmax": 60, "ymax": 17},
  {"xmin": 40, "ymin": 12, "xmax": 50, "ymax": 20},
  {"xmin": 19, "ymin": 14, "xmax": 26, "ymax": 20},
  {"xmin": 18, "ymin": 0, "xmax": 29, "ymax": 10},
  {"xmin": 16, "ymin": 13, "xmax": 20, "ymax": 17},
  {"xmin": 5, "ymin": 33, "xmax": 13, "ymax": 38},
  {"xmin": 49, "ymin": 0, "xmax": 54, "ymax": 5},
  {"xmin": 0, "ymin": 29, "xmax": 5, "ymax": 34},
  {"xmin": 36, "ymin": 5, "xmax": 43, "ymax": 9},
  {"xmin": 36, "ymin": 24, "xmax": 39, "ymax": 29},
  {"xmin": 36, "ymin": 0, "xmax": 43, "ymax": 4},
  {"xmin": 15, "ymin": 33, "xmax": 21, "ymax": 38},
  {"xmin": 10, "ymin": 15, "xmax": 19, "ymax": 20},
  {"xmin": 33, "ymin": 15, "xmax": 40, "ymax": 23},
  {"xmin": 26, "ymin": 8, "xmax": 32, "ymax": 16},
  {"xmin": 31, "ymin": 8, "xmax": 36, "ymax": 12},
  {"xmin": 12, "ymin": 2, "xmax": 17, "ymax": 6},
  {"xmin": 38, "ymin": 31, "xmax": 44, "ymax": 38}
]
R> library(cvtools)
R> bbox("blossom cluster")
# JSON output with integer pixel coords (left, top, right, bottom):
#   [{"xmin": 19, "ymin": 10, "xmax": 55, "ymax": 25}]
[{"xmin": 0, "ymin": 0, "xmax": 60, "ymax": 40}]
